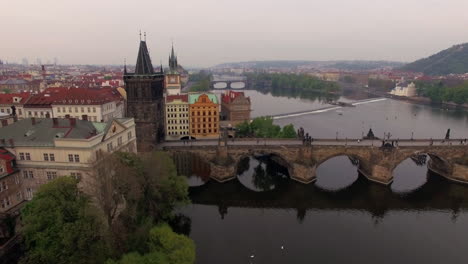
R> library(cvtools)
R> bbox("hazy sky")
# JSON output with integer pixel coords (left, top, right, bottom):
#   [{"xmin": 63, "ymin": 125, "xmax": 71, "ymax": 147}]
[{"xmin": 2, "ymin": 0, "xmax": 468, "ymax": 67}]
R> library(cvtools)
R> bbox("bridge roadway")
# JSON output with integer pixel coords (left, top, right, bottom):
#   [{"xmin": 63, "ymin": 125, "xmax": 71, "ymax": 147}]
[
  {"xmin": 159, "ymin": 138, "xmax": 467, "ymax": 148},
  {"xmin": 162, "ymin": 138, "xmax": 468, "ymax": 186}
]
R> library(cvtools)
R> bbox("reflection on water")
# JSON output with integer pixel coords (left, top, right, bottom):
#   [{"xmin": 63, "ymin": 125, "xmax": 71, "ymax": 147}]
[
  {"xmin": 315, "ymin": 156, "xmax": 359, "ymax": 191},
  {"xmin": 236, "ymin": 156, "xmax": 289, "ymax": 192},
  {"xmin": 181, "ymin": 168, "xmax": 468, "ymax": 264},
  {"xmin": 172, "ymin": 152, "xmax": 211, "ymax": 187},
  {"xmin": 391, "ymin": 156, "xmax": 428, "ymax": 194}
]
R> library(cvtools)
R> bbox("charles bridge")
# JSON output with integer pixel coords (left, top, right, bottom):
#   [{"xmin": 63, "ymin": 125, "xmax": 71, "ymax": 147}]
[{"xmin": 161, "ymin": 138, "xmax": 468, "ymax": 186}]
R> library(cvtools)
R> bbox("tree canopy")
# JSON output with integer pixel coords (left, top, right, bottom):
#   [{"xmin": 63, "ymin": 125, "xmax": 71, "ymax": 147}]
[
  {"xmin": 236, "ymin": 116, "xmax": 297, "ymax": 138},
  {"xmin": 106, "ymin": 224, "xmax": 195, "ymax": 264},
  {"xmin": 416, "ymin": 80, "xmax": 468, "ymax": 105},
  {"xmin": 246, "ymin": 72, "xmax": 341, "ymax": 102},
  {"xmin": 189, "ymin": 71, "xmax": 211, "ymax": 92},
  {"xmin": 20, "ymin": 151, "xmax": 192, "ymax": 264},
  {"xmin": 20, "ymin": 177, "xmax": 110, "ymax": 264}
]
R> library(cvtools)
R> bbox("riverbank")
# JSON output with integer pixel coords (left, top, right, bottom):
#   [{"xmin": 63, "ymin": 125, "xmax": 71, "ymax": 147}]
[{"xmin": 367, "ymin": 90, "xmax": 468, "ymax": 110}]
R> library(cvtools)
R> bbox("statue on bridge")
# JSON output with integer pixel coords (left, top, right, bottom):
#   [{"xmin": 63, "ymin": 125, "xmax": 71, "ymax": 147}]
[
  {"xmin": 363, "ymin": 128, "xmax": 378, "ymax": 140},
  {"xmin": 297, "ymin": 127, "xmax": 305, "ymax": 139},
  {"xmin": 445, "ymin": 128, "xmax": 451, "ymax": 140}
]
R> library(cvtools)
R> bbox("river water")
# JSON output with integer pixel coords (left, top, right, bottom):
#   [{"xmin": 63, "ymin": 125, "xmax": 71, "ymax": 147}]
[{"xmin": 178, "ymin": 89, "xmax": 468, "ymax": 264}]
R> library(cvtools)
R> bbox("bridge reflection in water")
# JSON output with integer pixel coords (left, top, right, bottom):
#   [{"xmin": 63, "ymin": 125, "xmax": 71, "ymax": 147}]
[
  {"xmin": 188, "ymin": 171, "xmax": 467, "ymax": 221},
  {"xmin": 173, "ymin": 153, "xmax": 468, "ymax": 222}
]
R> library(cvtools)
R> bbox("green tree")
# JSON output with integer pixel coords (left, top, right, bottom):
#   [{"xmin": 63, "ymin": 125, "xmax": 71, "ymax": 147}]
[
  {"xmin": 280, "ymin": 124, "xmax": 297, "ymax": 138},
  {"xmin": 107, "ymin": 224, "xmax": 195, "ymax": 264},
  {"xmin": 189, "ymin": 71, "xmax": 211, "ymax": 92},
  {"xmin": 236, "ymin": 117, "xmax": 296, "ymax": 138},
  {"xmin": 20, "ymin": 177, "xmax": 110, "ymax": 264},
  {"xmin": 109, "ymin": 152, "xmax": 190, "ymax": 253}
]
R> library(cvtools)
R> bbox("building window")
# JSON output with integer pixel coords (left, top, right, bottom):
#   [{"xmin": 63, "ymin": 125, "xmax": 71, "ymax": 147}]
[
  {"xmin": 81, "ymin": 107, "xmax": 84, "ymax": 113},
  {"xmin": 25, "ymin": 153, "xmax": 31, "ymax": 160},
  {"xmin": 50, "ymin": 153, "xmax": 55, "ymax": 161},
  {"xmin": 74, "ymin": 155, "xmax": 80, "ymax": 162},
  {"xmin": 70, "ymin": 172, "xmax": 82, "ymax": 180},
  {"xmin": 75, "ymin": 107, "xmax": 78, "ymax": 113},
  {"xmin": 107, "ymin": 142, "xmax": 113, "ymax": 152},
  {"xmin": 118, "ymin": 136, "xmax": 122, "ymax": 146},
  {"xmin": 23, "ymin": 170, "xmax": 34, "ymax": 179},
  {"xmin": 68, "ymin": 154, "xmax": 74, "ymax": 162},
  {"xmin": 16, "ymin": 192, "xmax": 22, "ymax": 201},
  {"xmin": 26, "ymin": 188, "xmax": 33, "ymax": 199},
  {"xmin": 46, "ymin": 171, "xmax": 57, "ymax": 181},
  {"xmin": 0, "ymin": 182, "xmax": 5, "ymax": 192},
  {"xmin": 128, "ymin": 131, "xmax": 132, "ymax": 140},
  {"xmin": 19, "ymin": 153, "xmax": 25, "ymax": 160},
  {"xmin": 43, "ymin": 153, "xmax": 49, "ymax": 161},
  {"xmin": 93, "ymin": 107, "xmax": 96, "ymax": 113},
  {"xmin": 57, "ymin": 108, "xmax": 61, "ymax": 113}
]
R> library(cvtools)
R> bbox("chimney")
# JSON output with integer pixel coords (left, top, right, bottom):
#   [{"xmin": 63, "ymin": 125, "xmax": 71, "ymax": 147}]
[
  {"xmin": 69, "ymin": 118, "xmax": 76, "ymax": 127},
  {"xmin": 52, "ymin": 118, "xmax": 58, "ymax": 126},
  {"xmin": 31, "ymin": 117, "xmax": 36, "ymax": 125}
]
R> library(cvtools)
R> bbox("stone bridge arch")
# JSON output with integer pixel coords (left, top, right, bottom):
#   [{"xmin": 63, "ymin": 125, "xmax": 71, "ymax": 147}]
[
  {"xmin": 234, "ymin": 149, "xmax": 296, "ymax": 181},
  {"xmin": 389, "ymin": 148, "xmax": 464, "ymax": 183}
]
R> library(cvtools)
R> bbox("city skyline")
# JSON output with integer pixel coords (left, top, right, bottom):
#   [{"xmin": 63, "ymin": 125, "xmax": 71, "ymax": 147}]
[{"xmin": 1, "ymin": 0, "xmax": 468, "ymax": 67}]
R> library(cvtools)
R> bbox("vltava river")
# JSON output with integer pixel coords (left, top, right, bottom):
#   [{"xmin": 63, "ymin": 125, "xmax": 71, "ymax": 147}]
[{"xmin": 178, "ymin": 89, "xmax": 468, "ymax": 264}]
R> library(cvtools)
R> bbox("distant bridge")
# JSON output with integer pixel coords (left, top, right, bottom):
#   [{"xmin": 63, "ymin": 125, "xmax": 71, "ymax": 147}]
[
  {"xmin": 211, "ymin": 75, "xmax": 248, "ymax": 89},
  {"xmin": 161, "ymin": 138, "xmax": 468, "ymax": 186}
]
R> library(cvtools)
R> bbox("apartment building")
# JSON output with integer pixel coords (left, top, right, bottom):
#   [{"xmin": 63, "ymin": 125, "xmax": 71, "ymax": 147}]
[
  {"xmin": 189, "ymin": 93, "xmax": 220, "ymax": 139},
  {"xmin": 0, "ymin": 117, "xmax": 137, "ymax": 200},
  {"xmin": 165, "ymin": 94, "xmax": 190, "ymax": 140}
]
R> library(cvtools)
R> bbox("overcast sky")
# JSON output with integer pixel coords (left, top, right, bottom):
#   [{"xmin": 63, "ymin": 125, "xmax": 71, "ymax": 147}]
[{"xmin": 1, "ymin": 0, "xmax": 468, "ymax": 67}]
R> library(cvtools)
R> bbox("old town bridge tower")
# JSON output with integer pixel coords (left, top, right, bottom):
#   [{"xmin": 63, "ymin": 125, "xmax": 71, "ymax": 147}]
[{"xmin": 124, "ymin": 39, "xmax": 165, "ymax": 151}]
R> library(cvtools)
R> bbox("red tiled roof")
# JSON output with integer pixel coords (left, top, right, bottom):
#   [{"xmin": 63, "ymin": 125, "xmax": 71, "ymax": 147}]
[
  {"xmin": 24, "ymin": 87, "xmax": 123, "ymax": 107},
  {"xmin": 222, "ymin": 91, "xmax": 246, "ymax": 104},
  {"xmin": 166, "ymin": 94, "xmax": 188, "ymax": 103},
  {"xmin": 0, "ymin": 148, "xmax": 15, "ymax": 161},
  {"xmin": 0, "ymin": 92, "xmax": 31, "ymax": 105}
]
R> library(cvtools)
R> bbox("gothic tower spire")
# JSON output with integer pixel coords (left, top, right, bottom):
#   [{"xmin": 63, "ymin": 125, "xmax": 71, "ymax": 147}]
[
  {"xmin": 168, "ymin": 42, "xmax": 178, "ymax": 72},
  {"xmin": 135, "ymin": 38, "xmax": 154, "ymax": 75}
]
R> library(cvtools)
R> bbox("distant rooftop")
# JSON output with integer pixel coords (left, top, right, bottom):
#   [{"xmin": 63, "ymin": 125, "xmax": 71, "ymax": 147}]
[
  {"xmin": 166, "ymin": 94, "xmax": 188, "ymax": 103},
  {"xmin": 188, "ymin": 93, "xmax": 218, "ymax": 104}
]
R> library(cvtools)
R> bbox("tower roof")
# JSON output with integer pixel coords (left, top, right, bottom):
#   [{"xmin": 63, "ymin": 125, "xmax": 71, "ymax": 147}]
[
  {"xmin": 135, "ymin": 41, "xmax": 154, "ymax": 75},
  {"xmin": 168, "ymin": 43, "xmax": 179, "ymax": 73}
]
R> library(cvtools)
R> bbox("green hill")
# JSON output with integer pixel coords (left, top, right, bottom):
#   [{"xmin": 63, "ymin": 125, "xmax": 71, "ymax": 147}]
[{"xmin": 401, "ymin": 43, "xmax": 468, "ymax": 75}]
